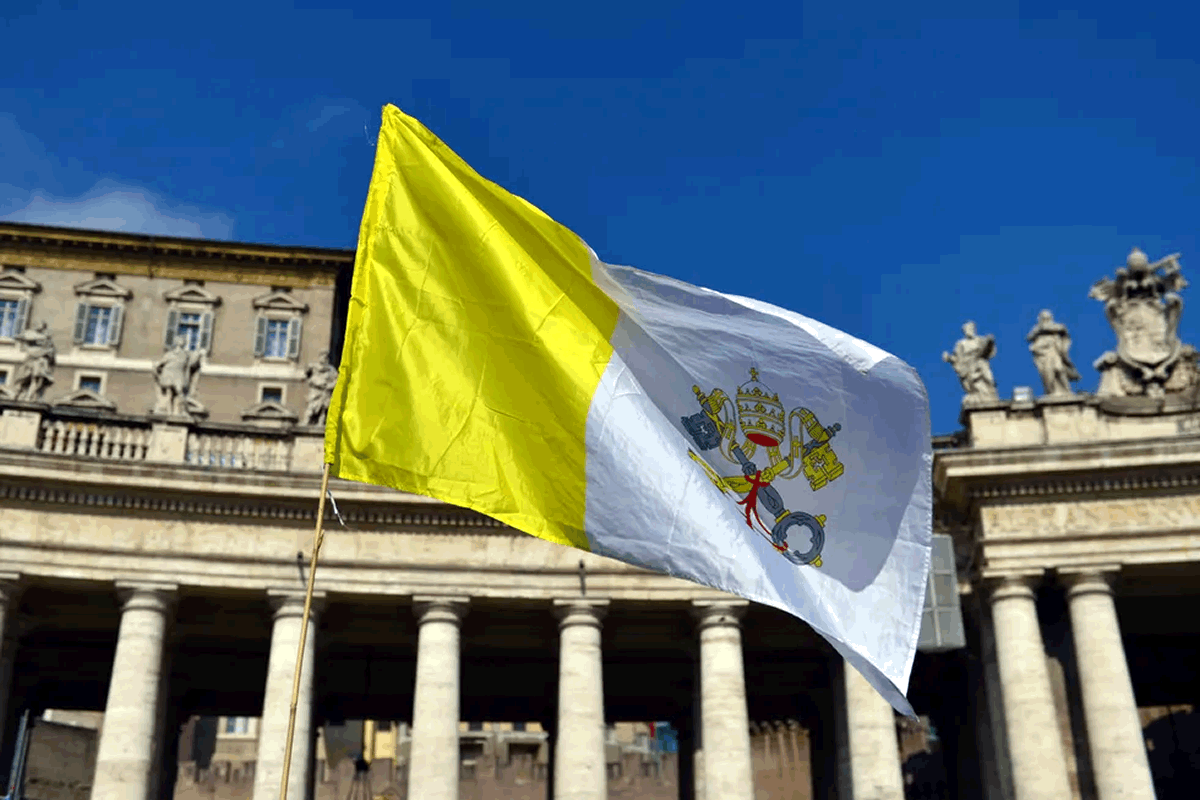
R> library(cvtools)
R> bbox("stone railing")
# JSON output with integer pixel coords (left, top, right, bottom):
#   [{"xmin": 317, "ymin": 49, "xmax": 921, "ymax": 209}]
[
  {"xmin": 39, "ymin": 417, "xmax": 152, "ymax": 461},
  {"xmin": 185, "ymin": 429, "xmax": 293, "ymax": 471},
  {"xmin": 0, "ymin": 400, "xmax": 323, "ymax": 474}
]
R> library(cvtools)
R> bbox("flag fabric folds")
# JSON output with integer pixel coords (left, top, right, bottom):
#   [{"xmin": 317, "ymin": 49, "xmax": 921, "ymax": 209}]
[{"xmin": 326, "ymin": 104, "xmax": 933, "ymax": 714}]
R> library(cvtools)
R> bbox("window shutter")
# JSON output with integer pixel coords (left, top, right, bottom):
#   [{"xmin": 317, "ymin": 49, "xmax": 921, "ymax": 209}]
[
  {"xmin": 253, "ymin": 316, "xmax": 267, "ymax": 357},
  {"xmin": 287, "ymin": 317, "xmax": 302, "ymax": 359},
  {"xmin": 107, "ymin": 304, "xmax": 124, "ymax": 346},
  {"xmin": 164, "ymin": 308, "xmax": 178, "ymax": 348},
  {"xmin": 14, "ymin": 298, "xmax": 29, "ymax": 336},
  {"xmin": 73, "ymin": 303, "xmax": 88, "ymax": 344},
  {"xmin": 199, "ymin": 311, "xmax": 213, "ymax": 353}
]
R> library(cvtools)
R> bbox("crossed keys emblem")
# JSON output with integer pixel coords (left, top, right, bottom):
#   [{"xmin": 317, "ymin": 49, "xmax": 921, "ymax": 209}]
[{"xmin": 680, "ymin": 369, "xmax": 846, "ymax": 567}]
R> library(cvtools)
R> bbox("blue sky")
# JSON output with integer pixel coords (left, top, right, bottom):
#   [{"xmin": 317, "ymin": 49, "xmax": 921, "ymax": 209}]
[{"xmin": 3, "ymin": 0, "xmax": 1198, "ymax": 435}]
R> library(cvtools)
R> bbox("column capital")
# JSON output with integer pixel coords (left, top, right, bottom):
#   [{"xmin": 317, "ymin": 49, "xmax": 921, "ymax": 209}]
[
  {"xmin": 267, "ymin": 590, "xmax": 326, "ymax": 619},
  {"xmin": 983, "ymin": 571, "xmax": 1044, "ymax": 603},
  {"xmin": 553, "ymin": 597, "xmax": 608, "ymax": 628},
  {"xmin": 115, "ymin": 582, "xmax": 178, "ymax": 612},
  {"xmin": 1060, "ymin": 567, "xmax": 1121, "ymax": 599},
  {"xmin": 691, "ymin": 599, "xmax": 749, "ymax": 630},
  {"xmin": 412, "ymin": 595, "xmax": 469, "ymax": 625}
]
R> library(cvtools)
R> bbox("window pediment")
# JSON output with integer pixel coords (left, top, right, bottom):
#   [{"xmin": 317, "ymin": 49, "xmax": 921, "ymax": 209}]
[
  {"xmin": 74, "ymin": 278, "xmax": 133, "ymax": 300},
  {"xmin": 0, "ymin": 270, "xmax": 41, "ymax": 294},
  {"xmin": 53, "ymin": 388, "xmax": 118, "ymax": 412},
  {"xmin": 164, "ymin": 285, "xmax": 221, "ymax": 307},
  {"xmin": 241, "ymin": 400, "xmax": 298, "ymax": 426},
  {"xmin": 252, "ymin": 290, "xmax": 309, "ymax": 313}
]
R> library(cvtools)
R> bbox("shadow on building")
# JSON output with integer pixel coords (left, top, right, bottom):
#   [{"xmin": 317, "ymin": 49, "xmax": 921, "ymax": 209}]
[{"xmin": 1143, "ymin": 705, "xmax": 1200, "ymax": 800}]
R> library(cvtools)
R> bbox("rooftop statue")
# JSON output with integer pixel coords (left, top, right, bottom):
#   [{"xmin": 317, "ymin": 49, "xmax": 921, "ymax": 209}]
[
  {"xmin": 153, "ymin": 342, "xmax": 204, "ymax": 418},
  {"xmin": 1027, "ymin": 310, "xmax": 1080, "ymax": 397},
  {"xmin": 11, "ymin": 321, "xmax": 56, "ymax": 402},
  {"xmin": 303, "ymin": 350, "xmax": 339, "ymax": 427},
  {"xmin": 1090, "ymin": 247, "xmax": 1197, "ymax": 398},
  {"xmin": 943, "ymin": 321, "xmax": 998, "ymax": 404}
]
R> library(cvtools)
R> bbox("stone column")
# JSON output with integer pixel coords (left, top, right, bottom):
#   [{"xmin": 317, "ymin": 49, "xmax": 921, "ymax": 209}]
[
  {"xmin": 988, "ymin": 575, "xmax": 1072, "ymax": 800},
  {"xmin": 0, "ymin": 574, "xmax": 21, "ymax": 759},
  {"xmin": 553, "ymin": 598, "xmax": 608, "ymax": 800},
  {"xmin": 542, "ymin": 719, "xmax": 556, "ymax": 794},
  {"xmin": 811, "ymin": 686, "xmax": 840, "ymax": 800},
  {"xmin": 252, "ymin": 591, "xmax": 324, "ymax": 800},
  {"xmin": 838, "ymin": 658, "xmax": 904, "ymax": 800},
  {"xmin": 1063, "ymin": 571, "xmax": 1155, "ymax": 800},
  {"xmin": 974, "ymin": 593, "xmax": 1015, "ymax": 800},
  {"xmin": 675, "ymin": 717, "xmax": 695, "ymax": 800},
  {"xmin": 407, "ymin": 596, "xmax": 469, "ymax": 800},
  {"xmin": 90, "ymin": 583, "xmax": 176, "ymax": 800},
  {"xmin": 692, "ymin": 601, "xmax": 753, "ymax": 800}
]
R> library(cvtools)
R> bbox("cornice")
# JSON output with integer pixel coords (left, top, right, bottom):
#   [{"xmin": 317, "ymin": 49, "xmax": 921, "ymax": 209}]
[
  {"xmin": 0, "ymin": 448, "xmax": 501, "ymax": 522},
  {"xmin": 970, "ymin": 472, "xmax": 1200, "ymax": 501},
  {"xmin": 934, "ymin": 433, "xmax": 1200, "ymax": 501},
  {"xmin": 0, "ymin": 479, "xmax": 509, "ymax": 530},
  {"xmin": 0, "ymin": 221, "xmax": 350, "ymax": 287}
]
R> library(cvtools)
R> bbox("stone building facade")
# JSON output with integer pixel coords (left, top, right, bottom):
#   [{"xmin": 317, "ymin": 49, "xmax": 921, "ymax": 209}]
[{"xmin": 0, "ymin": 222, "xmax": 1196, "ymax": 800}]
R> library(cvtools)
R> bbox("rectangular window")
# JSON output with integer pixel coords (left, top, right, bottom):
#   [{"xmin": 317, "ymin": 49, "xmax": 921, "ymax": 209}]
[
  {"xmin": 84, "ymin": 306, "xmax": 112, "ymax": 345},
  {"xmin": 75, "ymin": 303, "xmax": 123, "ymax": 346},
  {"xmin": 0, "ymin": 298, "xmax": 27, "ymax": 339},
  {"xmin": 0, "ymin": 369, "xmax": 7, "ymax": 385},
  {"xmin": 0, "ymin": 299, "xmax": 18, "ymax": 338},
  {"xmin": 177, "ymin": 312, "xmax": 202, "ymax": 351},
  {"xmin": 225, "ymin": 717, "xmax": 237, "ymax": 734},
  {"xmin": 254, "ymin": 315, "xmax": 302, "ymax": 360},
  {"xmin": 78, "ymin": 375, "xmax": 102, "ymax": 394},
  {"xmin": 260, "ymin": 386, "xmax": 283, "ymax": 404},
  {"xmin": 264, "ymin": 319, "xmax": 290, "ymax": 358}
]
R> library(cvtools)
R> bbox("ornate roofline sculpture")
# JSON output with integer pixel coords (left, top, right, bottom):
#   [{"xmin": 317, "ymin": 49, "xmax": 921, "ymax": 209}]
[
  {"xmin": 1090, "ymin": 248, "xmax": 1197, "ymax": 398},
  {"xmin": 943, "ymin": 321, "xmax": 998, "ymax": 405},
  {"xmin": 10, "ymin": 321, "xmax": 56, "ymax": 402},
  {"xmin": 151, "ymin": 342, "xmax": 206, "ymax": 419},
  {"xmin": 301, "ymin": 350, "xmax": 338, "ymax": 427},
  {"xmin": 1027, "ymin": 310, "xmax": 1080, "ymax": 397}
]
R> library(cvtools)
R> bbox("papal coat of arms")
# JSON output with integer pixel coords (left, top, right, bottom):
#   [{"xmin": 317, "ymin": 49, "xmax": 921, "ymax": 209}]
[
  {"xmin": 680, "ymin": 368, "xmax": 844, "ymax": 567},
  {"xmin": 1091, "ymin": 248, "xmax": 1198, "ymax": 397}
]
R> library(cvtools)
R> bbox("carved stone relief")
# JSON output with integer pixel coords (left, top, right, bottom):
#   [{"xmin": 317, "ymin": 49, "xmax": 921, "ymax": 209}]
[
  {"xmin": 1090, "ymin": 248, "xmax": 1198, "ymax": 398},
  {"xmin": 981, "ymin": 494, "xmax": 1200, "ymax": 536}
]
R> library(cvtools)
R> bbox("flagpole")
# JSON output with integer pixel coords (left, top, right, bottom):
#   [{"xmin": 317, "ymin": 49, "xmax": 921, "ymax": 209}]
[{"xmin": 279, "ymin": 461, "xmax": 333, "ymax": 800}]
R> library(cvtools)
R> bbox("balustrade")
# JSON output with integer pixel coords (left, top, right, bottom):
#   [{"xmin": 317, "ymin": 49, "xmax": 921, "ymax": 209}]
[
  {"xmin": 185, "ymin": 430, "xmax": 293, "ymax": 471},
  {"xmin": 1, "ymin": 403, "xmax": 317, "ymax": 474},
  {"xmin": 38, "ymin": 418, "xmax": 151, "ymax": 461}
]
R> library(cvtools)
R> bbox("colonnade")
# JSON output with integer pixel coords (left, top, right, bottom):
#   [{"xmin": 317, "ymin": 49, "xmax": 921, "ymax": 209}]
[
  {"xmin": 0, "ymin": 569, "xmax": 1162, "ymax": 800},
  {"xmin": 987, "ymin": 571, "xmax": 1155, "ymax": 800},
  {"xmin": 0, "ymin": 586, "xmax": 786, "ymax": 800}
]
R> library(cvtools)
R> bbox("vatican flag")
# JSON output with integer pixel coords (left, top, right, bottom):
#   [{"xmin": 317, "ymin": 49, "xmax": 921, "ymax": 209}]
[{"xmin": 326, "ymin": 104, "xmax": 932, "ymax": 714}]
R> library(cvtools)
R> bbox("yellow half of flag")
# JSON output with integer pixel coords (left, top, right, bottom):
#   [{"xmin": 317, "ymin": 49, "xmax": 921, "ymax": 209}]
[{"xmin": 326, "ymin": 104, "xmax": 618, "ymax": 550}]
